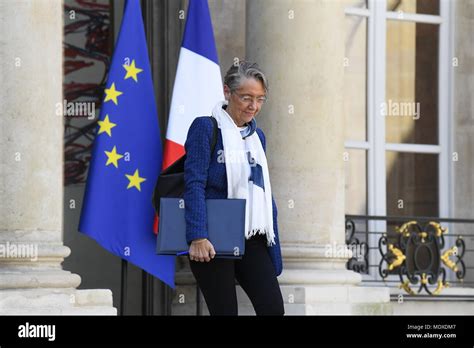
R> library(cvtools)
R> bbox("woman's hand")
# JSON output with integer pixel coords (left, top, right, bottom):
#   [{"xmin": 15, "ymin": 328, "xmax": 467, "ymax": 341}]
[{"xmin": 189, "ymin": 238, "xmax": 216, "ymax": 262}]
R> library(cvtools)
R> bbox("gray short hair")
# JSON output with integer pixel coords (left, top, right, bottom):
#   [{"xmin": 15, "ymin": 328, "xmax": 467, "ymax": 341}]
[{"xmin": 224, "ymin": 61, "xmax": 269, "ymax": 93}]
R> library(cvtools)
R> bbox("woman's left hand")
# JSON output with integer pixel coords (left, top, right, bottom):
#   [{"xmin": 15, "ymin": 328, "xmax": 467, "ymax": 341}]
[{"xmin": 189, "ymin": 238, "xmax": 216, "ymax": 262}]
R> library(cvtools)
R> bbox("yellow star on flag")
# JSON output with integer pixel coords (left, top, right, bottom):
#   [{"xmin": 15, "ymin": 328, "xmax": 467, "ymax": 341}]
[
  {"xmin": 125, "ymin": 169, "xmax": 146, "ymax": 191},
  {"xmin": 97, "ymin": 115, "xmax": 117, "ymax": 137},
  {"xmin": 104, "ymin": 146, "xmax": 124, "ymax": 168},
  {"xmin": 104, "ymin": 83, "xmax": 123, "ymax": 105},
  {"xmin": 123, "ymin": 60, "xmax": 143, "ymax": 82}
]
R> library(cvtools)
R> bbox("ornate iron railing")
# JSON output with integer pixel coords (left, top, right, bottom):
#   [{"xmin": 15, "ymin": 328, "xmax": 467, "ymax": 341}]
[{"xmin": 345, "ymin": 215, "xmax": 474, "ymax": 296}]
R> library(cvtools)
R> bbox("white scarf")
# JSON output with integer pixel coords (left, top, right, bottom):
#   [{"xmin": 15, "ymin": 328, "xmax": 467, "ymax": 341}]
[{"xmin": 211, "ymin": 101, "xmax": 275, "ymax": 246}]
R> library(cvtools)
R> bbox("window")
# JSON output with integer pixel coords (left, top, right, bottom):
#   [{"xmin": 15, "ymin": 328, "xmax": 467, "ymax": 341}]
[{"xmin": 344, "ymin": 0, "xmax": 453, "ymax": 278}]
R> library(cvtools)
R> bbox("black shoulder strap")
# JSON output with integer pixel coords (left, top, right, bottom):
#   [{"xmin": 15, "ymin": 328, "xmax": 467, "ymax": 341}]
[{"xmin": 209, "ymin": 116, "xmax": 218, "ymax": 154}]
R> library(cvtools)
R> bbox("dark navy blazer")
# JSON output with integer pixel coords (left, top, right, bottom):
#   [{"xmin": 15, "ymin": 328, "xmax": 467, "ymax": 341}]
[{"xmin": 183, "ymin": 116, "xmax": 282, "ymax": 276}]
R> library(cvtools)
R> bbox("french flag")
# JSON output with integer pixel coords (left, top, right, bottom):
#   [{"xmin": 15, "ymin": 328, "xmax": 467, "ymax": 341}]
[{"xmin": 154, "ymin": 0, "xmax": 223, "ymax": 233}]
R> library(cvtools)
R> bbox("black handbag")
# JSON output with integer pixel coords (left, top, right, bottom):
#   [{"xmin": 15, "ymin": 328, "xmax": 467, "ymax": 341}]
[{"xmin": 152, "ymin": 116, "xmax": 218, "ymax": 215}]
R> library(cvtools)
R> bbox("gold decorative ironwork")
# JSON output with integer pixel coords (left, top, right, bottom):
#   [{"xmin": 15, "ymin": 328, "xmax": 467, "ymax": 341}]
[
  {"xmin": 419, "ymin": 232, "xmax": 428, "ymax": 243},
  {"xmin": 441, "ymin": 246, "xmax": 459, "ymax": 272},
  {"xmin": 378, "ymin": 220, "xmax": 465, "ymax": 296},
  {"xmin": 388, "ymin": 244, "xmax": 405, "ymax": 271},
  {"xmin": 433, "ymin": 280, "xmax": 449, "ymax": 295},
  {"xmin": 396, "ymin": 221, "xmax": 418, "ymax": 237},
  {"xmin": 429, "ymin": 221, "xmax": 448, "ymax": 237},
  {"xmin": 399, "ymin": 280, "xmax": 415, "ymax": 295}
]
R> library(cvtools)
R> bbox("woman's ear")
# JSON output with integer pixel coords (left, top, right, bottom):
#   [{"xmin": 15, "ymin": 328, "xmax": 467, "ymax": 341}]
[{"xmin": 223, "ymin": 85, "xmax": 231, "ymax": 101}]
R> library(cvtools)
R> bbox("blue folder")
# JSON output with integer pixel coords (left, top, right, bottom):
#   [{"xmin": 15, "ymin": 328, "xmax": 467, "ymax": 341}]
[{"xmin": 157, "ymin": 198, "xmax": 246, "ymax": 258}]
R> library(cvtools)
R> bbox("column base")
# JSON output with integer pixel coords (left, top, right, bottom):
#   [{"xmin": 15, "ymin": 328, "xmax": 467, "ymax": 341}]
[{"xmin": 0, "ymin": 238, "xmax": 117, "ymax": 315}]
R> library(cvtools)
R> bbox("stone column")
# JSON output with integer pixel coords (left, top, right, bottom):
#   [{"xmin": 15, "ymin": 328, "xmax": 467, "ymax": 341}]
[
  {"xmin": 245, "ymin": 0, "xmax": 391, "ymax": 314},
  {"xmin": 0, "ymin": 0, "xmax": 115, "ymax": 314}
]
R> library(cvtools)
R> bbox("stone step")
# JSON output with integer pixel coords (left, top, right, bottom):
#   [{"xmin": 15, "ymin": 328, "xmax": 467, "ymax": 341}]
[
  {"xmin": 172, "ymin": 284, "xmax": 394, "ymax": 315},
  {"xmin": 1, "ymin": 306, "xmax": 117, "ymax": 315},
  {"xmin": 0, "ymin": 288, "xmax": 116, "ymax": 315},
  {"xmin": 390, "ymin": 287, "xmax": 474, "ymax": 315}
]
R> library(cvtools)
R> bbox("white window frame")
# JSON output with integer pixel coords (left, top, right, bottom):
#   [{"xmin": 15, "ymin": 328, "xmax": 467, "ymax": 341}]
[{"xmin": 344, "ymin": 0, "xmax": 454, "ymax": 280}]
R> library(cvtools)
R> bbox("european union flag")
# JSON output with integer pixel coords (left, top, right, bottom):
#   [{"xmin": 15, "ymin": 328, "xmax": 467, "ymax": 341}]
[{"xmin": 79, "ymin": 0, "xmax": 176, "ymax": 288}]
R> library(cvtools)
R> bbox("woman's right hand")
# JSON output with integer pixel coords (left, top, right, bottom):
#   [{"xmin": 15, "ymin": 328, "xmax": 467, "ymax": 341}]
[{"xmin": 189, "ymin": 238, "xmax": 216, "ymax": 262}]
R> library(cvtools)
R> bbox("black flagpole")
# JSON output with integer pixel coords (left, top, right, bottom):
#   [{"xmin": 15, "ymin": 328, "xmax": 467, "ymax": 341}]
[{"xmin": 120, "ymin": 259, "xmax": 128, "ymax": 315}]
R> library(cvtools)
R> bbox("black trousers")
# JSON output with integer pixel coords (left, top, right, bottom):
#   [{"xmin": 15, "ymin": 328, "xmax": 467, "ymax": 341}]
[{"xmin": 189, "ymin": 233, "xmax": 285, "ymax": 316}]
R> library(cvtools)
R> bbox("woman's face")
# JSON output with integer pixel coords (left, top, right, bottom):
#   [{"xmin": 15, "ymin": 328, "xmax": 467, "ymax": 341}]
[{"xmin": 224, "ymin": 78, "xmax": 266, "ymax": 127}]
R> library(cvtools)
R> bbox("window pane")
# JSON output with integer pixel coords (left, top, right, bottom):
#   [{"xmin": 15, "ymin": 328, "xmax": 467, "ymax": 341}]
[
  {"xmin": 345, "ymin": 149, "xmax": 368, "ymax": 215},
  {"xmin": 344, "ymin": 16, "xmax": 367, "ymax": 141},
  {"xmin": 385, "ymin": 20, "xmax": 439, "ymax": 145},
  {"xmin": 64, "ymin": 0, "xmax": 112, "ymax": 185},
  {"xmin": 347, "ymin": 0, "xmax": 368, "ymax": 9},
  {"xmin": 386, "ymin": 152, "xmax": 439, "ymax": 217},
  {"xmin": 387, "ymin": 0, "xmax": 439, "ymax": 16}
]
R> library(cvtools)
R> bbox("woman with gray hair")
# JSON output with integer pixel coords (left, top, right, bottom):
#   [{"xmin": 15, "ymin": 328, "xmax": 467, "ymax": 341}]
[{"xmin": 183, "ymin": 61, "xmax": 284, "ymax": 315}]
